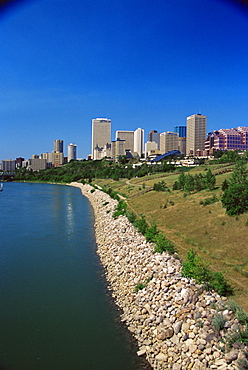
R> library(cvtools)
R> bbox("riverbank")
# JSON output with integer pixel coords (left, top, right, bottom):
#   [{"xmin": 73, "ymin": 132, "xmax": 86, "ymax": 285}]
[{"xmin": 70, "ymin": 182, "xmax": 247, "ymax": 370}]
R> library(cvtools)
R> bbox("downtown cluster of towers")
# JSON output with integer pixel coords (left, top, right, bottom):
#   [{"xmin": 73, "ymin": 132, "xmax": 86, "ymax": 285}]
[
  {"xmin": 2, "ymin": 113, "xmax": 248, "ymax": 171},
  {"xmin": 91, "ymin": 114, "xmax": 205, "ymax": 160},
  {"xmin": 91, "ymin": 114, "xmax": 248, "ymax": 161}
]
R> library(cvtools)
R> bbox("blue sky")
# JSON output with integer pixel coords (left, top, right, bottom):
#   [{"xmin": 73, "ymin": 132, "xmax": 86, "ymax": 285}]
[{"xmin": 1, "ymin": 0, "xmax": 248, "ymax": 160}]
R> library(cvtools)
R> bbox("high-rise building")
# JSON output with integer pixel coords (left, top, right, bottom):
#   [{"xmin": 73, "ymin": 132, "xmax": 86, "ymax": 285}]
[
  {"xmin": 52, "ymin": 152, "xmax": 64, "ymax": 167},
  {"xmin": 160, "ymin": 132, "xmax": 179, "ymax": 154},
  {"xmin": 174, "ymin": 126, "xmax": 186, "ymax": 138},
  {"xmin": 134, "ymin": 128, "xmax": 144, "ymax": 157},
  {"xmin": 115, "ymin": 130, "xmax": 134, "ymax": 154},
  {"xmin": 145, "ymin": 141, "xmax": 159, "ymax": 158},
  {"xmin": 186, "ymin": 114, "xmax": 207, "ymax": 155},
  {"xmin": 68, "ymin": 143, "xmax": 77, "ymax": 162},
  {"xmin": 91, "ymin": 118, "xmax": 111, "ymax": 159},
  {"xmin": 148, "ymin": 130, "xmax": 160, "ymax": 149},
  {"xmin": 111, "ymin": 139, "xmax": 126, "ymax": 159},
  {"xmin": 1, "ymin": 159, "xmax": 16, "ymax": 171},
  {"xmin": 54, "ymin": 139, "xmax": 63, "ymax": 153}
]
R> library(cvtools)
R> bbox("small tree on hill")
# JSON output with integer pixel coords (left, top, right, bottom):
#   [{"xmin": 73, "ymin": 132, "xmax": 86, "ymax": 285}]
[{"xmin": 221, "ymin": 160, "xmax": 248, "ymax": 215}]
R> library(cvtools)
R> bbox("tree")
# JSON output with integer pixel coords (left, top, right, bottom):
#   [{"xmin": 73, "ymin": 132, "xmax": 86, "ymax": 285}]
[
  {"xmin": 230, "ymin": 160, "xmax": 247, "ymax": 185},
  {"xmin": 184, "ymin": 174, "xmax": 195, "ymax": 192},
  {"xmin": 221, "ymin": 182, "xmax": 248, "ymax": 215},
  {"xmin": 204, "ymin": 169, "xmax": 216, "ymax": 190},
  {"xmin": 178, "ymin": 172, "xmax": 186, "ymax": 190},
  {"xmin": 221, "ymin": 160, "xmax": 248, "ymax": 215}
]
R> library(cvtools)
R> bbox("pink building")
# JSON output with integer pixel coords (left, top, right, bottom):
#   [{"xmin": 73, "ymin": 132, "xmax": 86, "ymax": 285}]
[{"xmin": 205, "ymin": 126, "xmax": 248, "ymax": 153}]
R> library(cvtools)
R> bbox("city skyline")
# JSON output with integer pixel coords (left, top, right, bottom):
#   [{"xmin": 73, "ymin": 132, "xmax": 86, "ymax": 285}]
[{"xmin": 1, "ymin": 0, "xmax": 248, "ymax": 160}]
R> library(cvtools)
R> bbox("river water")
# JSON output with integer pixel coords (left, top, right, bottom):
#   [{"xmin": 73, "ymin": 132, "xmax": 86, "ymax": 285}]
[{"xmin": 0, "ymin": 182, "xmax": 150, "ymax": 370}]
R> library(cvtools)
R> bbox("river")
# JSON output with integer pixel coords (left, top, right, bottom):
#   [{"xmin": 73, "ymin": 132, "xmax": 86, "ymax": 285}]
[{"xmin": 0, "ymin": 182, "xmax": 150, "ymax": 370}]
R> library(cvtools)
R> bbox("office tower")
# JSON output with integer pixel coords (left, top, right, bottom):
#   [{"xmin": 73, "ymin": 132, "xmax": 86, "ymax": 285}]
[
  {"xmin": 186, "ymin": 114, "xmax": 207, "ymax": 155},
  {"xmin": 91, "ymin": 118, "xmax": 111, "ymax": 159},
  {"xmin": 68, "ymin": 143, "xmax": 77, "ymax": 162},
  {"xmin": 160, "ymin": 132, "xmax": 179, "ymax": 154},
  {"xmin": 16, "ymin": 157, "xmax": 24, "ymax": 168},
  {"xmin": 52, "ymin": 152, "xmax": 64, "ymax": 167},
  {"xmin": 30, "ymin": 158, "xmax": 47, "ymax": 171},
  {"xmin": 134, "ymin": 128, "xmax": 144, "ymax": 157},
  {"xmin": 174, "ymin": 126, "xmax": 187, "ymax": 138},
  {"xmin": 1, "ymin": 159, "xmax": 16, "ymax": 171},
  {"xmin": 148, "ymin": 130, "xmax": 160, "ymax": 149},
  {"xmin": 145, "ymin": 141, "xmax": 159, "ymax": 158},
  {"xmin": 111, "ymin": 138, "xmax": 126, "ymax": 159},
  {"xmin": 53, "ymin": 139, "xmax": 64, "ymax": 167},
  {"xmin": 54, "ymin": 139, "xmax": 63, "ymax": 153},
  {"xmin": 115, "ymin": 130, "xmax": 134, "ymax": 154}
]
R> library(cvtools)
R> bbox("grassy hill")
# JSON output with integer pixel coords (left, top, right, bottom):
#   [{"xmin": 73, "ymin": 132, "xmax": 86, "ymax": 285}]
[{"xmin": 94, "ymin": 162, "xmax": 248, "ymax": 312}]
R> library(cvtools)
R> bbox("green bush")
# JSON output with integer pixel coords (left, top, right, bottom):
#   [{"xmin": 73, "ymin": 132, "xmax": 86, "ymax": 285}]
[
  {"xmin": 135, "ymin": 283, "xmax": 146, "ymax": 292},
  {"xmin": 113, "ymin": 200, "xmax": 127, "ymax": 219},
  {"xmin": 227, "ymin": 326, "xmax": 248, "ymax": 347},
  {"xmin": 133, "ymin": 215, "xmax": 148, "ymax": 235},
  {"xmin": 199, "ymin": 195, "xmax": 218, "ymax": 206},
  {"xmin": 153, "ymin": 233, "xmax": 175, "ymax": 254},
  {"xmin": 182, "ymin": 249, "xmax": 232, "ymax": 296},
  {"xmin": 212, "ymin": 313, "xmax": 226, "ymax": 332},
  {"xmin": 126, "ymin": 211, "xmax": 136, "ymax": 223},
  {"xmin": 153, "ymin": 180, "xmax": 168, "ymax": 191},
  {"xmin": 145, "ymin": 222, "xmax": 159, "ymax": 242}
]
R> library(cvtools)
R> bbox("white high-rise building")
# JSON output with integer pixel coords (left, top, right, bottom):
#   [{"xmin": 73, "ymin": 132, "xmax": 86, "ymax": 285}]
[
  {"xmin": 68, "ymin": 143, "xmax": 77, "ymax": 162},
  {"xmin": 92, "ymin": 118, "xmax": 111, "ymax": 159},
  {"xmin": 186, "ymin": 114, "xmax": 207, "ymax": 155},
  {"xmin": 134, "ymin": 128, "xmax": 144, "ymax": 157}
]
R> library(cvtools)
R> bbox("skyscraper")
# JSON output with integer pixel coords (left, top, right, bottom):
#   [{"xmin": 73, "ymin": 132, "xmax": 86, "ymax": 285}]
[
  {"xmin": 174, "ymin": 126, "xmax": 186, "ymax": 138},
  {"xmin": 186, "ymin": 114, "xmax": 207, "ymax": 155},
  {"xmin": 115, "ymin": 130, "xmax": 134, "ymax": 154},
  {"xmin": 148, "ymin": 130, "xmax": 160, "ymax": 149},
  {"xmin": 134, "ymin": 128, "xmax": 144, "ymax": 157},
  {"xmin": 53, "ymin": 139, "xmax": 64, "ymax": 167},
  {"xmin": 54, "ymin": 139, "xmax": 63, "ymax": 153},
  {"xmin": 68, "ymin": 143, "xmax": 77, "ymax": 162},
  {"xmin": 160, "ymin": 132, "xmax": 179, "ymax": 154},
  {"xmin": 92, "ymin": 118, "xmax": 111, "ymax": 159}
]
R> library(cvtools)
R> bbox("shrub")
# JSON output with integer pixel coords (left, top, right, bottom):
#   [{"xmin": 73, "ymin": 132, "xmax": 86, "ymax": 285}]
[
  {"xmin": 182, "ymin": 249, "xmax": 232, "ymax": 296},
  {"xmin": 135, "ymin": 283, "xmax": 146, "ymax": 292},
  {"xmin": 153, "ymin": 233, "xmax": 175, "ymax": 254},
  {"xmin": 133, "ymin": 215, "xmax": 148, "ymax": 235},
  {"xmin": 199, "ymin": 195, "xmax": 218, "ymax": 206},
  {"xmin": 212, "ymin": 313, "xmax": 226, "ymax": 332},
  {"xmin": 227, "ymin": 326, "xmax": 248, "ymax": 347},
  {"xmin": 153, "ymin": 180, "xmax": 168, "ymax": 191},
  {"xmin": 145, "ymin": 222, "xmax": 159, "ymax": 243},
  {"xmin": 126, "ymin": 211, "xmax": 136, "ymax": 223},
  {"xmin": 90, "ymin": 188, "xmax": 95, "ymax": 193},
  {"xmin": 113, "ymin": 200, "xmax": 127, "ymax": 219}
]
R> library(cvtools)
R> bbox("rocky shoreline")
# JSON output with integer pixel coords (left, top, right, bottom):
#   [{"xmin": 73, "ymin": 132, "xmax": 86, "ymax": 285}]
[{"xmin": 70, "ymin": 182, "xmax": 247, "ymax": 370}]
